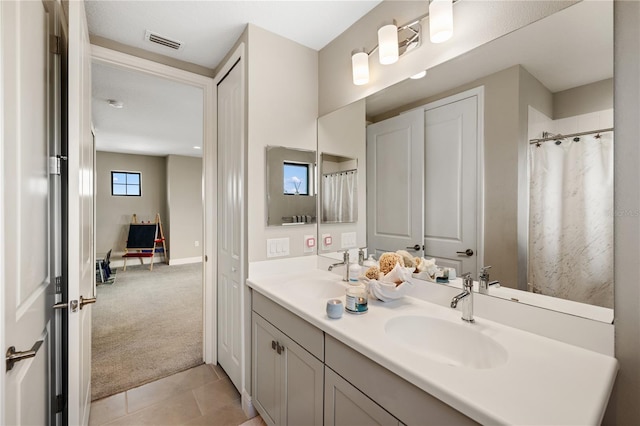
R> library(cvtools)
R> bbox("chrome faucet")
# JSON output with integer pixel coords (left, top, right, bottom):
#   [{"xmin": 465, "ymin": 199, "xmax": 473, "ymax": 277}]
[
  {"xmin": 451, "ymin": 272, "xmax": 474, "ymax": 323},
  {"xmin": 328, "ymin": 250, "xmax": 350, "ymax": 282},
  {"xmin": 358, "ymin": 247, "xmax": 366, "ymax": 266},
  {"xmin": 478, "ymin": 265, "xmax": 500, "ymax": 295}
]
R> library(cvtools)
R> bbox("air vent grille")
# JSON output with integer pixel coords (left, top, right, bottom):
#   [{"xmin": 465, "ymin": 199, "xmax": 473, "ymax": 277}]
[{"xmin": 144, "ymin": 30, "xmax": 183, "ymax": 51}]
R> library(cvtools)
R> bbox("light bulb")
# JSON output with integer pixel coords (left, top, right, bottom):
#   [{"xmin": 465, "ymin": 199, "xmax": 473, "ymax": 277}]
[
  {"xmin": 378, "ymin": 24, "xmax": 399, "ymax": 65},
  {"xmin": 429, "ymin": 0, "xmax": 453, "ymax": 43},
  {"xmin": 410, "ymin": 70, "xmax": 427, "ymax": 80},
  {"xmin": 352, "ymin": 51, "xmax": 369, "ymax": 85}
]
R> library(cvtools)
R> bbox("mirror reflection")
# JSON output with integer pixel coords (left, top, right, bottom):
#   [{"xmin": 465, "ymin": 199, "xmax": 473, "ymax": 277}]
[
  {"xmin": 266, "ymin": 146, "xmax": 317, "ymax": 226},
  {"xmin": 317, "ymin": 1, "xmax": 613, "ymax": 319},
  {"xmin": 320, "ymin": 153, "xmax": 358, "ymax": 224}
]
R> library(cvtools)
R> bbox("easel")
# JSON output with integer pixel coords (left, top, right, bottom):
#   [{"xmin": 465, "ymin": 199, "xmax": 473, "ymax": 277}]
[{"xmin": 123, "ymin": 213, "xmax": 167, "ymax": 270}]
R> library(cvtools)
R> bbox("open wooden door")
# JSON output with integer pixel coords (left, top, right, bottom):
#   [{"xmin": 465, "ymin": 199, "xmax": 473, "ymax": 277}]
[{"xmin": 67, "ymin": 1, "xmax": 94, "ymax": 424}]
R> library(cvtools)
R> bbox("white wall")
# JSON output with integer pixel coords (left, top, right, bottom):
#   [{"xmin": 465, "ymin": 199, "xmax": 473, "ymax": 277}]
[
  {"xmin": 246, "ymin": 24, "xmax": 319, "ymax": 262},
  {"xmin": 166, "ymin": 155, "xmax": 203, "ymax": 263},
  {"xmin": 95, "ymin": 151, "xmax": 167, "ymax": 257},
  {"xmin": 611, "ymin": 1, "xmax": 640, "ymax": 423}
]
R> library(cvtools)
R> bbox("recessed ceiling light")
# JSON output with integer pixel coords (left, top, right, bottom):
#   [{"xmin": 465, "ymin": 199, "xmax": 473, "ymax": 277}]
[
  {"xmin": 410, "ymin": 70, "xmax": 427, "ymax": 80},
  {"xmin": 193, "ymin": 146, "xmax": 201, "ymax": 150},
  {"xmin": 107, "ymin": 99, "xmax": 124, "ymax": 109}
]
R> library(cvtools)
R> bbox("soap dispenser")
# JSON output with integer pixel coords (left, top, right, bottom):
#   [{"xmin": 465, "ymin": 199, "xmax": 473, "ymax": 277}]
[
  {"xmin": 348, "ymin": 262, "xmax": 361, "ymax": 284},
  {"xmin": 363, "ymin": 255, "xmax": 377, "ymax": 268}
]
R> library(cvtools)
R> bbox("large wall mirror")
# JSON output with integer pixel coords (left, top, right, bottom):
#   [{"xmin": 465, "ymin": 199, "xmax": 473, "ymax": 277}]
[
  {"xmin": 266, "ymin": 146, "xmax": 317, "ymax": 226},
  {"xmin": 317, "ymin": 1, "xmax": 613, "ymax": 321}
]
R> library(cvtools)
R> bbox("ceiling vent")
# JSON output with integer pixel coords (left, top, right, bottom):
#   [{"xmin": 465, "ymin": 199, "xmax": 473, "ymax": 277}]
[{"xmin": 144, "ymin": 30, "xmax": 183, "ymax": 51}]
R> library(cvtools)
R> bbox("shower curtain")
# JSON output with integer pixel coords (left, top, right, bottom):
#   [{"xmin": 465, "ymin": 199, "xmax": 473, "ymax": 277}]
[
  {"xmin": 528, "ymin": 133, "xmax": 613, "ymax": 308},
  {"xmin": 322, "ymin": 170, "xmax": 357, "ymax": 223}
]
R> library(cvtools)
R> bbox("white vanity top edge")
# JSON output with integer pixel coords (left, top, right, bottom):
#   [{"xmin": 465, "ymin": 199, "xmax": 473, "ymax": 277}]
[{"xmin": 247, "ymin": 268, "xmax": 618, "ymax": 425}]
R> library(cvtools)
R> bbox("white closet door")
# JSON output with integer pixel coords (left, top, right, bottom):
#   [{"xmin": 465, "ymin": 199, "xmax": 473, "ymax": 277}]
[
  {"xmin": 217, "ymin": 60, "xmax": 243, "ymax": 391},
  {"xmin": 423, "ymin": 96, "xmax": 478, "ymax": 277},
  {"xmin": 366, "ymin": 109, "xmax": 424, "ymax": 258}
]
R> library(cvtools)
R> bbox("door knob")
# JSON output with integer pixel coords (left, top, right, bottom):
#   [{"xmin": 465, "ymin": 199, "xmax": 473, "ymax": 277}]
[
  {"xmin": 79, "ymin": 296, "xmax": 96, "ymax": 310},
  {"xmin": 6, "ymin": 340, "xmax": 43, "ymax": 371},
  {"xmin": 456, "ymin": 249, "xmax": 474, "ymax": 256},
  {"xmin": 406, "ymin": 244, "xmax": 422, "ymax": 251}
]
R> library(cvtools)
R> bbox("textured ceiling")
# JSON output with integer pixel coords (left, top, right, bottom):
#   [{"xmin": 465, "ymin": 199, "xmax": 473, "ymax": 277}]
[
  {"xmin": 92, "ymin": 62, "xmax": 204, "ymax": 157},
  {"xmin": 85, "ymin": 0, "xmax": 382, "ymax": 69}
]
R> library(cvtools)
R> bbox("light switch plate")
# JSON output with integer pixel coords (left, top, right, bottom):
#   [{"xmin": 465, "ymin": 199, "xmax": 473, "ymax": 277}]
[
  {"xmin": 341, "ymin": 232, "xmax": 357, "ymax": 248},
  {"xmin": 267, "ymin": 238, "xmax": 290, "ymax": 258}
]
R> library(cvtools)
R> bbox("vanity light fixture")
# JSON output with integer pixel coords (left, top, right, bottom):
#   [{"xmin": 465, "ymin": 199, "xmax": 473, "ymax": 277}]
[
  {"xmin": 350, "ymin": 0, "xmax": 458, "ymax": 85},
  {"xmin": 351, "ymin": 50, "xmax": 370, "ymax": 85},
  {"xmin": 193, "ymin": 146, "xmax": 201, "ymax": 150},
  {"xmin": 378, "ymin": 23, "xmax": 399, "ymax": 65},
  {"xmin": 429, "ymin": 0, "xmax": 454, "ymax": 43}
]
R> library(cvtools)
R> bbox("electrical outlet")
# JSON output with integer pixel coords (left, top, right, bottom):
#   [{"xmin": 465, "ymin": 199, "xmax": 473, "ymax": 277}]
[
  {"xmin": 194, "ymin": 240, "xmax": 199, "ymax": 247},
  {"xmin": 304, "ymin": 235, "xmax": 316, "ymax": 253},
  {"xmin": 322, "ymin": 234, "xmax": 333, "ymax": 250}
]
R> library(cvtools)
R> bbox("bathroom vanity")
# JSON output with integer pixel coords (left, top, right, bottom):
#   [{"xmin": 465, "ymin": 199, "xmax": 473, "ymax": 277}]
[{"xmin": 247, "ymin": 264, "xmax": 618, "ymax": 425}]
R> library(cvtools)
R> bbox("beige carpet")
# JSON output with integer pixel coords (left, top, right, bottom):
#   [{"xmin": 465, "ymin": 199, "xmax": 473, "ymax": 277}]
[{"xmin": 91, "ymin": 262, "xmax": 203, "ymax": 401}]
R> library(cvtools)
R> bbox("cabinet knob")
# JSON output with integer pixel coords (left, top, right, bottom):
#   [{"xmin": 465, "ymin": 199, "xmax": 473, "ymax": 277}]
[{"xmin": 272, "ymin": 340, "xmax": 276, "ymax": 350}]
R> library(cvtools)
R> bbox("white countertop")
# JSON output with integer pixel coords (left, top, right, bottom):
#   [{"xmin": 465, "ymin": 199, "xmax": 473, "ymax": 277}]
[{"xmin": 247, "ymin": 268, "xmax": 618, "ymax": 425}]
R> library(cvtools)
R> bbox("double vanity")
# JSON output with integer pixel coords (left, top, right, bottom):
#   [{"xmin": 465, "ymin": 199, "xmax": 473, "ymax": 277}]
[{"xmin": 248, "ymin": 258, "xmax": 618, "ymax": 425}]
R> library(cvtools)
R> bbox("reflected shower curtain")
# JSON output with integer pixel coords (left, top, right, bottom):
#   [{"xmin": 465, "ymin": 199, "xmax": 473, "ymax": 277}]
[
  {"xmin": 322, "ymin": 171, "xmax": 357, "ymax": 223},
  {"xmin": 528, "ymin": 133, "xmax": 613, "ymax": 308}
]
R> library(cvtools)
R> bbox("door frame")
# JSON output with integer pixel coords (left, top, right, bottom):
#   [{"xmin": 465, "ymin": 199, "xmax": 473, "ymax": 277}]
[
  {"xmin": 90, "ymin": 46, "xmax": 217, "ymax": 364},
  {"xmin": 403, "ymin": 86, "xmax": 485, "ymax": 274}
]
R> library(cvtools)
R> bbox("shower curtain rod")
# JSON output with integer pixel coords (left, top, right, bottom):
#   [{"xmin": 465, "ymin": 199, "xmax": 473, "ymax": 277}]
[
  {"xmin": 323, "ymin": 169, "xmax": 357, "ymax": 177},
  {"xmin": 529, "ymin": 127, "xmax": 614, "ymax": 145}
]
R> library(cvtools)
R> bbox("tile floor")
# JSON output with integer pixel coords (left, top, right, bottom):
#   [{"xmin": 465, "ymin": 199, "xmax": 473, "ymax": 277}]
[{"xmin": 89, "ymin": 364, "xmax": 263, "ymax": 426}]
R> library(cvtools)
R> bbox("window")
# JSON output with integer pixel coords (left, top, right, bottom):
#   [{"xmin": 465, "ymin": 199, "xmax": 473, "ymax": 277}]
[
  {"xmin": 283, "ymin": 162, "xmax": 309, "ymax": 195},
  {"xmin": 111, "ymin": 171, "xmax": 141, "ymax": 196}
]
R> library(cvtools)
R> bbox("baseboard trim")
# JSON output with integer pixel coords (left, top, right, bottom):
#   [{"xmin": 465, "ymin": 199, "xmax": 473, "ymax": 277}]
[
  {"xmin": 169, "ymin": 256, "xmax": 203, "ymax": 266},
  {"xmin": 241, "ymin": 389, "xmax": 257, "ymax": 419}
]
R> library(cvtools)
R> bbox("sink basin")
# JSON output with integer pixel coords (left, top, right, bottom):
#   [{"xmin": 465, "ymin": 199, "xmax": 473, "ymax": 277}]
[
  {"xmin": 385, "ymin": 315, "xmax": 508, "ymax": 369},
  {"xmin": 286, "ymin": 278, "xmax": 347, "ymax": 299}
]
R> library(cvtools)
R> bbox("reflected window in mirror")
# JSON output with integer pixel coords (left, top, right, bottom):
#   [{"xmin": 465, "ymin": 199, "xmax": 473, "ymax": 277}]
[
  {"xmin": 266, "ymin": 146, "xmax": 317, "ymax": 226},
  {"xmin": 283, "ymin": 162, "xmax": 310, "ymax": 195}
]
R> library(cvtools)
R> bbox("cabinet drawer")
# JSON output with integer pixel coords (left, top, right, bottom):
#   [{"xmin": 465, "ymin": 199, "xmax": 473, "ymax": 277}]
[
  {"xmin": 253, "ymin": 291, "xmax": 324, "ymax": 361},
  {"xmin": 325, "ymin": 335, "xmax": 477, "ymax": 426}
]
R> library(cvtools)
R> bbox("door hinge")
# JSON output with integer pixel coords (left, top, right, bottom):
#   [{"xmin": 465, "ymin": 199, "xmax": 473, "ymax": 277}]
[
  {"xmin": 49, "ymin": 155, "xmax": 67, "ymax": 175},
  {"xmin": 49, "ymin": 35, "xmax": 61, "ymax": 55},
  {"xmin": 55, "ymin": 394, "xmax": 65, "ymax": 413},
  {"xmin": 55, "ymin": 276, "xmax": 62, "ymax": 294}
]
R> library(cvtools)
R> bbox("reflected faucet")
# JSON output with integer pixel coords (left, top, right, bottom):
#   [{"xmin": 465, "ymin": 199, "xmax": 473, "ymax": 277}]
[
  {"xmin": 358, "ymin": 247, "xmax": 366, "ymax": 266},
  {"xmin": 328, "ymin": 250, "xmax": 350, "ymax": 282},
  {"xmin": 478, "ymin": 266, "xmax": 500, "ymax": 295},
  {"xmin": 451, "ymin": 272, "xmax": 475, "ymax": 323}
]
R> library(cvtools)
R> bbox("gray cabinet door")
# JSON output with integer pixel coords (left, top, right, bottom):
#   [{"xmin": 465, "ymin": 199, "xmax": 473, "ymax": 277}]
[
  {"xmin": 324, "ymin": 367, "xmax": 400, "ymax": 426},
  {"xmin": 253, "ymin": 312, "xmax": 324, "ymax": 426},
  {"xmin": 253, "ymin": 314, "xmax": 282, "ymax": 426},
  {"xmin": 283, "ymin": 336, "xmax": 324, "ymax": 426}
]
